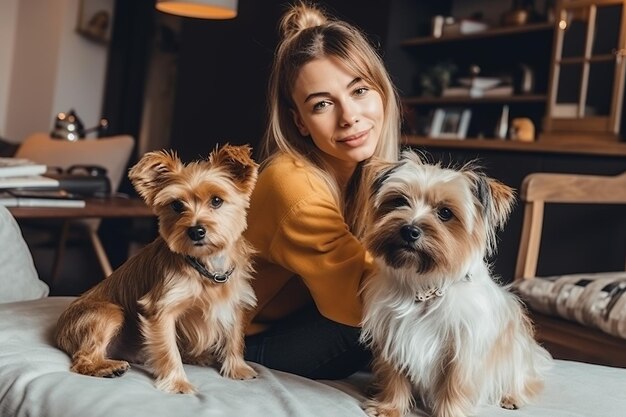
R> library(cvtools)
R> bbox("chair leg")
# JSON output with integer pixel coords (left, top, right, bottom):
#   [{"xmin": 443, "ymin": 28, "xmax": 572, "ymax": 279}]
[
  {"xmin": 50, "ymin": 221, "xmax": 70, "ymax": 289},
  {"xmin": 88, "ymin": 229, "xmax": 113, "ymax": 278}
]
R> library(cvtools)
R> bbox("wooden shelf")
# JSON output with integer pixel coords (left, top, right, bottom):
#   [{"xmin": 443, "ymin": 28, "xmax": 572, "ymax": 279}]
[
  {"xmin": 403, "ymin": 94, "xmax": 547, "ymax": 105},
  {"xmin": 403, "ymin": 135, "xmax": 626, "ymax": 157},
  {"xmin": 401, "ymin": 22, "xmax": 554, "ymax": 46}
]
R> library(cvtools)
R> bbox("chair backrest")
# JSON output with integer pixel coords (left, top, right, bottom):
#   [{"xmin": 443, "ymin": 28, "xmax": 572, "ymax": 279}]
[
  {"xmin": 15, "ymin": 132, "xmax": 135, "ymax": 194},
  {"xmin": 514, "ymin": 171, "xmax": 626, "ymax": 280}
]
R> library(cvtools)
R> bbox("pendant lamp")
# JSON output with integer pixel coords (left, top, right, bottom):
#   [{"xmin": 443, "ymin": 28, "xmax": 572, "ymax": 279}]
[{"xmin": 155, "ymin": 0, "xmax": 238, "ymax": 19}]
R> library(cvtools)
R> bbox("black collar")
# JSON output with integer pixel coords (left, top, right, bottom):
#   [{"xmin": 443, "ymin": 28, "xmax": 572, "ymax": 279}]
[{"xmin": 185, "ymin": 255, "xmax": 234, "ymax": 283}]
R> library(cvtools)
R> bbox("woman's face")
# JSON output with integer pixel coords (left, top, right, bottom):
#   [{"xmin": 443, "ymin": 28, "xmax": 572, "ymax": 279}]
[{"xmin": 290, "ymin": 56, "xmax": 384, "ymax": 173}]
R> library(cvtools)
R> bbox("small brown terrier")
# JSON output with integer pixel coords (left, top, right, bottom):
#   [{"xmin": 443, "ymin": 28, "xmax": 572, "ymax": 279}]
[{"xmin": 55, "ymin": 144, "xmax": 259, "ymax": 394}]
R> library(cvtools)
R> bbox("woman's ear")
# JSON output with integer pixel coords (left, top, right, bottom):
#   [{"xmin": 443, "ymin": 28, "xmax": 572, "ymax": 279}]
[{"xmin": 291, "ymin": 109, "xmax": 310, "ymax": 136}]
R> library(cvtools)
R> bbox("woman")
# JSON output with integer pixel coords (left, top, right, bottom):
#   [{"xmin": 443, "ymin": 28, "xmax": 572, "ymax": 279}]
[{"xmin": 243, "ymin": 1, "xmax": 401, "ymax": 379}]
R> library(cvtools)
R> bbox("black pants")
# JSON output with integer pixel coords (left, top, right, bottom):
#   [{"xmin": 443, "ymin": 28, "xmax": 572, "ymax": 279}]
[{"xmin": 244, "ymin": 307, "xmax": 371, "ymax": 380}]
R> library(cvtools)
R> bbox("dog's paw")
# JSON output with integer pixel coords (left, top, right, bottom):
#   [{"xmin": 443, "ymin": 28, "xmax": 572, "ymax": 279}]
[
  {"xmin": 71, "ymin": 359, "xmax": 130, "ymax": 378},
  {"xmin": 221, "ymin": 362, "xmax": 257, "ymax": 380},
  {"xmin": 500, "ymin": 396, "xmax": 519, "ymax": 410},
  {"xmin": 156, "ymin": 378, "xmax": 196, "ymax": 394},
  {"xmin": 362, "ymin": 400, "xmax": 403, "ymax": 417}
]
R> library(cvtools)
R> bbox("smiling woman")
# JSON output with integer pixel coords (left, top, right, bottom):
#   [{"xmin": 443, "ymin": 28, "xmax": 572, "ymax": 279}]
[
  {"xmin": 240, "ymin": 1, "xmax": 402, "ymax": 380},
  {"xmin": 289, "ymin": 57, "xmax": 384, "ymax": 181}
]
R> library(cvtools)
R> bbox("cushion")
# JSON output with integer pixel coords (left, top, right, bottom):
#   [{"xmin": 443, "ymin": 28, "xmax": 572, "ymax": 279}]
[
  {"xmin": 515, "ymin": 272, "xmax": 626, "ymax": 339},
  {"xmin": 0, "ymin": 206, "xmax": 49, "ymax": 302}
]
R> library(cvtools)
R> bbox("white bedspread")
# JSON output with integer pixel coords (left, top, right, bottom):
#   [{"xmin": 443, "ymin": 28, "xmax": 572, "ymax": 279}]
[{"xmin": 0, "ymin": 297, "xmax": 625, "ymax": 417}]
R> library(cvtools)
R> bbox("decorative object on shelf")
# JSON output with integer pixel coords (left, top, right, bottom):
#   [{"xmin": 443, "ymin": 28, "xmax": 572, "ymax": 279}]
[
  {"xmin": 494, "ymin": 105, "xmax": 510, "ymax": 139},
  {"xmin": 431, "ymin": 15, "xmax": 455, "ymax": 38},
  {"xmin": 76, "ymin": 0, "xmax": 114, "ymax": 45},
  {"xmin": 510, "ymin": 117, "xmax": 536, "ymax": 142},
  {"xmin": 50, "ymin": 110, "xmax": 109, "ymax": 141},
  {"xmin": 442, "ymin": 18, "xmax": 488, "ymax": 36},
  {"xmin": 156, "ymin": 0, "xmax": 238, "ymax": 19},
  {"xmin": 428, "ymin": 108, "xmax": 471, "ymax": 140},
  {"xmin": 513, "ymin": 64, "xmax": 535, "ymax": 94},
  {"xmin": 417, "ymin": 61, "xmax": 457, "ymax": 97},
  {"xmin": 501, "ymin": 0, "xmax": 541, "ymax": 26}
]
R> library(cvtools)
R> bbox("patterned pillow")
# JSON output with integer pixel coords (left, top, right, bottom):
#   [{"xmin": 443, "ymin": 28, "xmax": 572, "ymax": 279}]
[
  {"xmin": 0, "ymin": 206, "xmax": 49, "ymax": 302},
  {"xmin": 515, "ymin": 272, "xmax": 626, "ymax": 339}
]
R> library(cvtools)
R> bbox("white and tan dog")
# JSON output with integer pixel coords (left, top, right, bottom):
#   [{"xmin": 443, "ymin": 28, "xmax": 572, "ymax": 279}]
[{"xmin": 360, "ymin": 150, "xmax": 552, "ymax": 417}]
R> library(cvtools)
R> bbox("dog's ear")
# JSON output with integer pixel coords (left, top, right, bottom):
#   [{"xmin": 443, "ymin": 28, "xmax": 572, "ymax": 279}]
[
  {"xmin": 366, "ymin": 157, "xmax": 400, "ymax": 199},
  {"xmin": 209, "ymin": 144, "xmax": 259, "ymax": 196},
  {"xmin": 129, "ymin": 150, "xmax": 183, "ymax": 206},
  {"xmin": 469, "ymin": 171, "xmax": 516, "ymax": 254}
]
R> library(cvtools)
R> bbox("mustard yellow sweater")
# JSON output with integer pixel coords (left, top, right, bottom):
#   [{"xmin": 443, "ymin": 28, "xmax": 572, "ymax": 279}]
[{"xmin": 244, "ymin": 153, "xmax": 373, "ymax": 335}]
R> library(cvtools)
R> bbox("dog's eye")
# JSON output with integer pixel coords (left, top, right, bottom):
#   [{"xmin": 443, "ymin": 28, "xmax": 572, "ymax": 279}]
[
  {"xmin": 171, "ymin": 200, "xmax": 185, "ymax": 214},
  {"xmin": 387, "ymin": 196, "xmax": 410, "ymax": 209},
  {"xmin": 437, "ymin": 207, "xmax": 453, "ymax": 222},
  {"xmin": 210, "ymin": 196, "xmax": 223, "ymax": 208}
]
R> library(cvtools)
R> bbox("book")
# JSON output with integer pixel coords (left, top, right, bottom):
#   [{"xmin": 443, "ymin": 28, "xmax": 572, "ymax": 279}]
[
  {"xmin": 0, "ymin": 157, "xmax": 47, "ymax": 178},
  {"xmin": 0, "ymin": 175, "xmax": 60, "ymax": 189},
  {"xmin": 0, "ymin": 190, "xmax": 85, "ymax": 208}
]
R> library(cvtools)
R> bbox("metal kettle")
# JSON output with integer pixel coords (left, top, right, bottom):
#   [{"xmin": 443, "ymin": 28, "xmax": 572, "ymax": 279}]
[{"xmin": 50, "ymin": 109, "xmax": 108, "ymax": 141}]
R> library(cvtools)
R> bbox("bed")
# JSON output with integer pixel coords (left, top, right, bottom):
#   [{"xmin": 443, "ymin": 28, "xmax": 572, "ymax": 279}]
[{"xmin": 1, "ymin": 208, "xmax": 626, "ymax": 417}]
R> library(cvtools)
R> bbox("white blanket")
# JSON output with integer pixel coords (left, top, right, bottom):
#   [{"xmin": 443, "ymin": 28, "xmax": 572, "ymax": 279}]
[{"xmin": 0, "ymin": 297, "xmax": 625, "ymax": 417}]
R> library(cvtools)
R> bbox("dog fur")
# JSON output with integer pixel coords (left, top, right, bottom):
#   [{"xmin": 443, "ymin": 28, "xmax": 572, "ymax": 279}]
[
  {"xmin": 55, "ymin": 144, "xmax": 259, "ymax": 394},
  {"xmin": 360, "ymin": 150, "xmax": 552, "ymax": 417}
]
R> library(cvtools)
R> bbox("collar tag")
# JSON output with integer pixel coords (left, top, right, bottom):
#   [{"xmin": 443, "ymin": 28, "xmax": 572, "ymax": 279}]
[{"xmin": 185, "ymin": 255, "xmax": 234, "ymax": 284}]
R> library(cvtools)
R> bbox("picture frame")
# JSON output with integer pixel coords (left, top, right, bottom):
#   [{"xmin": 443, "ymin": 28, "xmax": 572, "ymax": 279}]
[
  {"xmin": 76, "ymin": 0, "xmax": 114, "ymax": 45},
  {"xmin": 428, "ymin": 108, "xmax": 472, "ymax": 139}
]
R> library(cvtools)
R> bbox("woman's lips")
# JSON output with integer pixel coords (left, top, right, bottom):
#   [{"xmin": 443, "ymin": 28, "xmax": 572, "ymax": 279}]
[{"xmin": 338, "ymin": 129, "xmax": 370, "ymax": 147}]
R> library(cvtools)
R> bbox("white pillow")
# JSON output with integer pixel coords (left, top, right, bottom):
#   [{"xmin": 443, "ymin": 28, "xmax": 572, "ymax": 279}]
[{"xmin": 0, "ymin": 206, "xmax": 49, "ymax": 302}]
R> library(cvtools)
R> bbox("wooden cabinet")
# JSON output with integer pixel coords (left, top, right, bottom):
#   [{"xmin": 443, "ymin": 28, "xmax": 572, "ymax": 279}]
[{"xmin": 544, "ymin": 0, "xmax": 626, "ymax": 142}]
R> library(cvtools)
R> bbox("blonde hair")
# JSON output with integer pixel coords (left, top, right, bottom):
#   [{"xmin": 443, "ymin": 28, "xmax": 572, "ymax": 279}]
[{"xmin": 261, "ymin": 1, "xmax": 400, "ymax": 236}]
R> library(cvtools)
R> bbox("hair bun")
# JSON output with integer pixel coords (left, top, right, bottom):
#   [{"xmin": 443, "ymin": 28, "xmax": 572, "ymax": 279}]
[{"xmin": 279, "ymin": 2, "xmax": 328, "ymax": 40}]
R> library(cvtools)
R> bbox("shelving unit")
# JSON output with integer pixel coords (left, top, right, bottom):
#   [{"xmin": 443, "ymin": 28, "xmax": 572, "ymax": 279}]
[
  {"xmin": 402, "ymin": 94, "xmax": 547, "ymax": 105},
  {"xmin": 400, "ymin": 21, "xmax": 554, "ymax": 46},
  {"xmin": 396, "ymin": 9, "xmax": 555, "ymax": 144},
  {"xmin": 403, "ymin": 135, "xmax": 626, "ymax": 156}
]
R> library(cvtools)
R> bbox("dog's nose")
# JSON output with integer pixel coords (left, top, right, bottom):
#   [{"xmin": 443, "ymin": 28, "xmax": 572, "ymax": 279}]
[
  {"xmin": 187, "ymin": 226, "xmax": 206, "ymax": 242},
  {"xmin": 400, "ymin": 225, "xmax": 421, "ymax": 243}
]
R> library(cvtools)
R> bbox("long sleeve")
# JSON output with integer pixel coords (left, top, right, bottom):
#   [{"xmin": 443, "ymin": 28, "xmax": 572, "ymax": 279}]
[{"xmin": 244, "ymin": 155, "xmax": 372, "ymax": 333}]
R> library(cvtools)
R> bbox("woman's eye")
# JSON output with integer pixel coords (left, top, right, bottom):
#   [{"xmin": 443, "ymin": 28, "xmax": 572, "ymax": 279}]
[
  {"xmin": 354, "ymin": 87, "xmax": 369, "ymax": 96},
  {"xmin": 210, "ymin": 196, "xmax": 223, "ymax": 208},
  {"xmin": 437, "ymin": 207, "xmax": 454, "ymax": 222},
  {"xmin": 313, "ymin": 100, "xmax": 331, "ymax": 111},
  {"xmin": 171, "ymin": 200, "xmax": 185, "ymax": 214}
]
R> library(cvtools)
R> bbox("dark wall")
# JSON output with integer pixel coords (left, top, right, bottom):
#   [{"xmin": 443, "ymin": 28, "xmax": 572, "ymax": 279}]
[{"xmin": 168, "ymin": 0, "xmax": 391, "ymax": 162}]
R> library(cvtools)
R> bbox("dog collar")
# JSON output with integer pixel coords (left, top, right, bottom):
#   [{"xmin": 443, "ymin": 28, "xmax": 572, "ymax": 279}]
[
  {"xmin": 185, "ymin": 255, "xmax": 234, "ymax": 284},
  {"xmin": 414, "ymin": 273, "xmax": 472, "ymax": 303}
]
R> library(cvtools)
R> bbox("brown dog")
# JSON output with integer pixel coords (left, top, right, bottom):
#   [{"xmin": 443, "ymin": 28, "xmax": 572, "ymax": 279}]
[{"xmin": 55, "ymin": 144, "xmax": 259, "ymax": 394}]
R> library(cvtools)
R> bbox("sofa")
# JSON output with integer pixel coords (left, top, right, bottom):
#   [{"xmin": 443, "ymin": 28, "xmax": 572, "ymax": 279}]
[{"xmin": 1, "ymin": 205, "xmax": 625, "ymax": 417}]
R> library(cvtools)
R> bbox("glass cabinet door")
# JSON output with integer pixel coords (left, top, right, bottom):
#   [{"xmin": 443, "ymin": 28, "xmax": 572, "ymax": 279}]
[{"xmin": 545, "ymin": 0, "xmax": 626, "ymax": 139}]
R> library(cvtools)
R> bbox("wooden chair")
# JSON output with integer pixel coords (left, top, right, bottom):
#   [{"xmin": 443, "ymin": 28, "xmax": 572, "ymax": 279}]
[
  {"xmin": 515, "ymin": 171, "xmax": 626, "ymax": 367},
  {"xmin": 15, "ymin": 133, "xmax": 135, "ymax": 284}
]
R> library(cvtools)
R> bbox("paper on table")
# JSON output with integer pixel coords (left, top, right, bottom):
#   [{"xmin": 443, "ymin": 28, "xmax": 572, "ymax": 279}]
[
  {"xmin": 0, "ymin": 175, "xmax": 59, "ymax": 189},
  {"xmin": 0, "ymin": 158, "xmax": 47, "ymax": 178}
]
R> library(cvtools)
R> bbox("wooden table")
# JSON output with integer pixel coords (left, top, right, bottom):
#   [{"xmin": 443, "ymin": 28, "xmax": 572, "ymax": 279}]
[
  {"xmin": 8, "ymin": 196, "xmax": 154, "ymax": 219},
  {"xmin": 9, "ymin": 197, "xmax": 154, "ymax": 282}
]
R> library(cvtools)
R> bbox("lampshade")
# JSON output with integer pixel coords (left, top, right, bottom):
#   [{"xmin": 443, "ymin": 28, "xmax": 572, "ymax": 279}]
[{"xmin": 156, "ymin": 0, "xmax": 238, "ymax": 19}]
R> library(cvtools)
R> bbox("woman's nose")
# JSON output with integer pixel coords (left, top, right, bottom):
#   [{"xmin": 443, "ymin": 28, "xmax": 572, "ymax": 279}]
[{"xmin": 339, "ymin": 101, "xmax": 359, "ymax": 127}]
